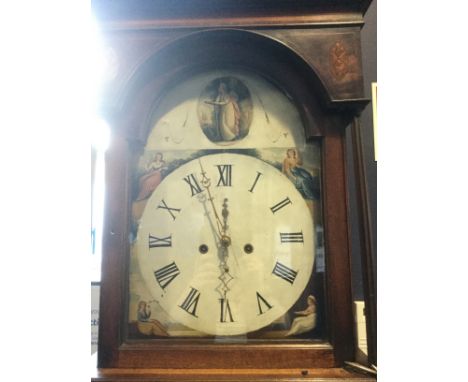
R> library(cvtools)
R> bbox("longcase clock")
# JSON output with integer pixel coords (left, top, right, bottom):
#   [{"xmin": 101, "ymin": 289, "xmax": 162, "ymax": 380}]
[{"xmin": 92, "ymin": 1, "xmax": 376, "ymax": 381}]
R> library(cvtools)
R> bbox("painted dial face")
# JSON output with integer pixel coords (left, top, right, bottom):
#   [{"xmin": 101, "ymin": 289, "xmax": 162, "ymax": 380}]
[{"xmin": 135, "ymin": 153, "xmax": 315, "ymax": 336}]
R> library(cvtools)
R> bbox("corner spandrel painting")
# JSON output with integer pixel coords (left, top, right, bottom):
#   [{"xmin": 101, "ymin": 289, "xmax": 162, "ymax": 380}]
[{"xmin": 127, "ymin": 69, "xmax": 326, "ymax": 341}]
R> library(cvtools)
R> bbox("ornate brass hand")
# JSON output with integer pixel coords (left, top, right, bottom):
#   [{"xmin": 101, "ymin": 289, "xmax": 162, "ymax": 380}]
[
  {"xmin": 198, "ymin": 160, "xmax": 235, "ymax": 298},
  {"xmin": 198, "ymin": 159, "xmax": 224, "ymax": 238}
]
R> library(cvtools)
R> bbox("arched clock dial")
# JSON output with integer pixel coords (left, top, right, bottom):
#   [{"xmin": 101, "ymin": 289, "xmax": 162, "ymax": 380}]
[{"xmin": 135, "ymin": 153, "xmax": 315, "ymax": 336}]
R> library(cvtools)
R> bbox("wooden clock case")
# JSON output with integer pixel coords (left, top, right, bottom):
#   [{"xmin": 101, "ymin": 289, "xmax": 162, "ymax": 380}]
[{"xmin": 93, "ymin": 1, "xmax": 375, "ymax": 380}]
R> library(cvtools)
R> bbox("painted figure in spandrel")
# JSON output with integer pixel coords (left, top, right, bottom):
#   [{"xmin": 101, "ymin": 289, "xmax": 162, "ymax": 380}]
[{"xmin": 136, "ymin": 152, "xmax": 167, "ymax": 201}]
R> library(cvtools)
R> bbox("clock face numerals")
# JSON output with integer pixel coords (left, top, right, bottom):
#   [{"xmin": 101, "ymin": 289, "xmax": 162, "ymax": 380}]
[
  {"xmin": 219, "ymin": 298, "xmax": 235, "ymax": 323},
  {"xmin": 256, "ymin": 292, "xmax": 273, "ymax": 315},
  {"xmin": 183, "ymin": 173, "xmax": 204, "ymax": 197},
  {"xmin": 149, "ymin": 234, "xmax": 172, "ymax": 248},
  {"xmin": 154, "ymin": 262, "xmax": 180, "ymax": 289},
  {"xmin": 270, "ymin": 197, "xmax": 292, "ymax": 214},
  {"xmin": 272, "ymin": 261, "xmax": 299, "ymax": 285},
  {"xmin": 280, "ymin": 232, "xmax": 304, "ymax": 243},
  {"xmin": 157, "ymin": 200, "xmax": 181, "ymax": 220},
  {"xmin": 135, "ymin": 153, "xmax": 314, "ymax": 336},
  {"xmin": 216, "ymin": 164, "xmax": 232, "ymax": 187},
  {"xmin": 248, "ymin": 171, "xmax": 263, "ymax": 193},
  {"xmin": 179, "ymin": 287, "xmax": 201, "ymax": 317}
]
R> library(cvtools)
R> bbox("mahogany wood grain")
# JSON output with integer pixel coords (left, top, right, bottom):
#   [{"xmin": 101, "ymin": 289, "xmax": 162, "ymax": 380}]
[
  {"xmin": 321, "ymin": 129, "xmax": 356, "ymax": 365},
  {"xmin": 92, "ymin": 368, "xmax": 376, "ymax": 382}
]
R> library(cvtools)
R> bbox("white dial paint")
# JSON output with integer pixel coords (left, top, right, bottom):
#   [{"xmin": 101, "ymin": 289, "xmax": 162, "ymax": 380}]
[{"xmin": 135, "ymin": 153, "xmax": 314, "ymax": 336}]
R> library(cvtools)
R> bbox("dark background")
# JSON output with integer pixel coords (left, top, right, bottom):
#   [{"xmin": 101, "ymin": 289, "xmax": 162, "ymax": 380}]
[{"xmin": 347, "ymin": 0, "xmax": 376, "ymax": 300}]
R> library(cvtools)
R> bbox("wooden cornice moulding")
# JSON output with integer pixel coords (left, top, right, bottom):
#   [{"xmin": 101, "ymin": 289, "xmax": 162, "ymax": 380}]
[
  {"xmin": 92, "ymin": 0, "xmax": 373, "ymax": 28},
  {"xmin": 95, "ymin": 13, "xmax": 365, "ymax": 32}
]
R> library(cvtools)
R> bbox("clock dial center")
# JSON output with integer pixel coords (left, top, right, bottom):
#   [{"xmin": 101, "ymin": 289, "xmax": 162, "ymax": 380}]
[
  {"xmin": 199, "ymin": 244, "xmax": 209, "ymax": 254},
  {"xmin": 220, "ymin": 235, "xmax": 231, "ymax": 248}
]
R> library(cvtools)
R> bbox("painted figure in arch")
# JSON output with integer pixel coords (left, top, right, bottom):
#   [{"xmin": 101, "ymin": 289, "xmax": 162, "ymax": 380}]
[
  {"xmin": 198, "ymin": 76, "xmax": 252, "ymax": 144},
  {"xmin": 205, "ymin": 82, "xmax": 241, "ymax": 141}
]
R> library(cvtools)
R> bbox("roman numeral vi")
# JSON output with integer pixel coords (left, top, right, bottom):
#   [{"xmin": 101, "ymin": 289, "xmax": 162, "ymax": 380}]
[{"xmin": 219, "ymin": 298, "xmax": 234, "ymax": 322}]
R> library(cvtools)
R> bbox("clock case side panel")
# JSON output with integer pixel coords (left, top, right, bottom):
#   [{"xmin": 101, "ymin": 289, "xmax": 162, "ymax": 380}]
[
  {"xmin": 98, "ymin": 132, "xmax": 132, "ymax": 367},
  {"xmin": 98, "ymin": 29, "xmax": 359, "ymax": 369}
]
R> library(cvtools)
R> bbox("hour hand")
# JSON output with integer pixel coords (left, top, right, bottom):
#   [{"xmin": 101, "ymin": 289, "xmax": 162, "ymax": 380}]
[
  {"xmin": 198, "ymin": 159, "xmax": 224, "ymax": 236},
  {"xmin": 220, "ymin": 198, "xmax": 231, "ymax": 248},
  {"xmin": 221, "ymin": 198, "xmax": 229, "ymax": 233}
]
